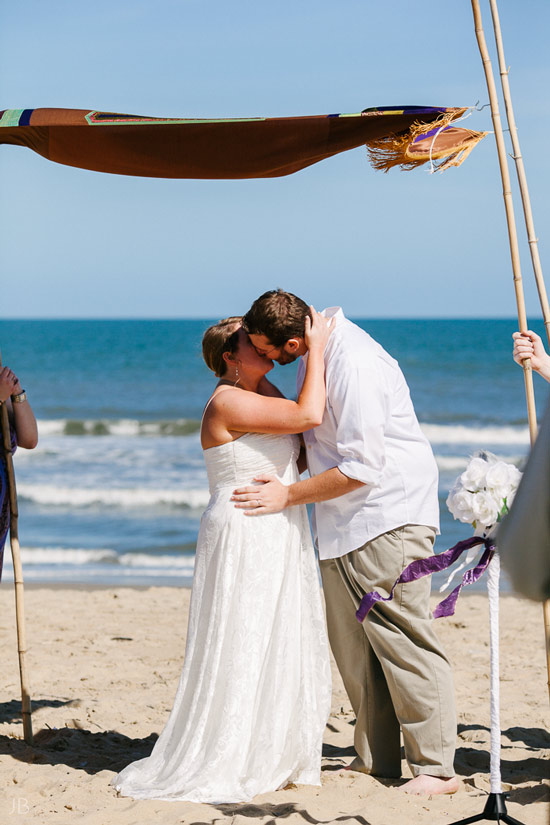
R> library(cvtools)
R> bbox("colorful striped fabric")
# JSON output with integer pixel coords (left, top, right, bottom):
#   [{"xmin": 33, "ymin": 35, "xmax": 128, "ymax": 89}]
[{"xmin": 0, "ymin": 105, "xmax": 486, "ymax": 178}]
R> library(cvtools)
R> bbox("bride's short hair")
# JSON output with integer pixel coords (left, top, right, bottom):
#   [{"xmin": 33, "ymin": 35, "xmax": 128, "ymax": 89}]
[{"xmin": 202, "ymin": 317, "xmax": 242, "ymax": 377}]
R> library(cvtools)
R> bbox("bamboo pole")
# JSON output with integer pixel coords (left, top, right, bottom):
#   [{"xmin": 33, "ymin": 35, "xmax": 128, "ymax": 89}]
[
  {"xmin": 488, "ymin": 0, "xmax": 550, "ymax": 344},
  {"xmin": 470, "ymin": 0, "xmax": 550, "ymax": 701},
  {"xmin": 487, "ymin": 0, "xmax": 550, "ymax": 700},
  {"xmin": 470, "ymin": 0, "xmax": 537, "ymax": 442},
  {"xmin": 0, "ymin": 354, "xmax": 33, "ymax": 744}
]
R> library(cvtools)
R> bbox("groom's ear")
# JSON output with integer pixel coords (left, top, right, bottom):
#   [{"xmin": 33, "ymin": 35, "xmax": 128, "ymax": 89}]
[{"xmin": 285, "ymin": 338, "xmax": 301, "ymax": 354}]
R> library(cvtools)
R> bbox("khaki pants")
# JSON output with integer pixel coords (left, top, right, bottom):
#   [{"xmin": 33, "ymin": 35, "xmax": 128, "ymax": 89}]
[{"xmin": 320, "ymin": 525, "xmax": 456, "ymax": 778}]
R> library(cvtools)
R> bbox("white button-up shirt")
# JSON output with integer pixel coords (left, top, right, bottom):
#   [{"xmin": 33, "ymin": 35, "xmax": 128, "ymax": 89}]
[{"xmin": 297, "ymin": 308, "xmax": 440, "ymax": 560}]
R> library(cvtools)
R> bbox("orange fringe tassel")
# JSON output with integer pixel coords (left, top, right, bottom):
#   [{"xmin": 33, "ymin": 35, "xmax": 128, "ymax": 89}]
[{"xmin": 366, "ymin": 110, "xmax": 488, "ymax": 173}]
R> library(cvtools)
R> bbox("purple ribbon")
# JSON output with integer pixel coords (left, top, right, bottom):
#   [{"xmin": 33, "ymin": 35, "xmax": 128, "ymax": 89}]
[{"xmin": 355, "ymin": 535, "xmax": 496, "ymax": 623}]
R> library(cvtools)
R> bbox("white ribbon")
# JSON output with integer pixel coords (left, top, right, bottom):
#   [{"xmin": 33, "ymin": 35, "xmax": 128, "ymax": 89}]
[
  {"xmin": 439, "ymin": 522, "xmax": 498, "ymax": 593},
  {"xmin": 428, "ymin": 106, "xmax": 475, "ymax": 174}
]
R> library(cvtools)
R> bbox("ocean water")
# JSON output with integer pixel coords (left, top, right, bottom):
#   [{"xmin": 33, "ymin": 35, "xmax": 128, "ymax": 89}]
[{"xmin": 1, "ymin": 318, "xmax": 547, "ymax": 592}]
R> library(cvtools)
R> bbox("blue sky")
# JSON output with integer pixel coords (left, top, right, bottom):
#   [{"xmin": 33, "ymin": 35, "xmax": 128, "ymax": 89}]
[{"xmin": 1, "ymin": 0, "xmax": 549, "ymax": 318}]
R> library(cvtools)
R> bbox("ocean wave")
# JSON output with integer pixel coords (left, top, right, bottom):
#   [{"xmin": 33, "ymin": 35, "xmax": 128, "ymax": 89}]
[
  {"xmin": 3, "ymin": 547, "xmax": 196, "ymax": 571},
  {"xmin": 118, "ymin": 552, "xmax": 195, "ymax": 570},
  {"xmin": 421, "ymin": 423, "xmax": 530, "ymax": 446},
  {"xmin": 3, "ymin": 547, "xmax": 119, "ymax": 565},
  {"xmin": 16, "ymin": 483, "xmax": 210, "ymax": 510},
  {"xmin": 435, "ymin": 456, "xmax": 473, "ymax": 473},
  {"xmin": 7, "ymin": 568, "xmax": 195, "ymax": 583},
  {"xmin": 435, "ymin": 454, "xmax": 523, "ymax": 472},
  {"xmin": 35, "ymin": 418, "xmax": 530, "ymax": 447},
  {"xmin": 37, "ymin": 418, "xmax": 201, "ymax": 437}
]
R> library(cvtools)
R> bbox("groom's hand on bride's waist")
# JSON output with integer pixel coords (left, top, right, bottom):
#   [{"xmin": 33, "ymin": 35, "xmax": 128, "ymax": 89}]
[{"xmin": 231, "ymin": 475, "xmax": 288, "ymax": 516}]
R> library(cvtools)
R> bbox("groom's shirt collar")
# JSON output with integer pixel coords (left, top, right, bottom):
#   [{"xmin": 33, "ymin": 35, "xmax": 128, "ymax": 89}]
[{"xmin": 320, "ymin": 306, "xmax": 344, "ymax": 325}]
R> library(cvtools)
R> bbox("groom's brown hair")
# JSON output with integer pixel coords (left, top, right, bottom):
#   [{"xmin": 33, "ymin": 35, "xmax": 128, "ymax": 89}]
[{"xmin": 243, "ymin": 289, "xmax": 310, "ymax": 347}]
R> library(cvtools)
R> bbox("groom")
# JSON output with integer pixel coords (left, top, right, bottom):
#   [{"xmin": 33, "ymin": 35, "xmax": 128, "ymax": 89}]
[{"xmin": 232, "ymin": 289, "xmax": 458, "ymax": 795}]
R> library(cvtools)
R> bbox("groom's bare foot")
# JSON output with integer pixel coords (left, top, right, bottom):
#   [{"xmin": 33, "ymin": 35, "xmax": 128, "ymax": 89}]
[
  {"xmin": 343, "ymin": 758, "xmax": 401, "ymax": 780},
  {"xmin": 400, "ymin": 774, "xmax": 459, "ymax": 795},
  {"xmin": 343, "ymin": 757, "xmax": 369, "ymax": 774}
]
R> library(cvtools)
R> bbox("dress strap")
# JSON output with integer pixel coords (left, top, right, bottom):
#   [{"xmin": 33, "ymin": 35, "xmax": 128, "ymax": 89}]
[
  {"xmin": 200, "ymin": 394, "xmax": 217, "ymax": 429},
  {"xmin": 200, "ymin": 386, "xmax": 237, "ymax": 428}
]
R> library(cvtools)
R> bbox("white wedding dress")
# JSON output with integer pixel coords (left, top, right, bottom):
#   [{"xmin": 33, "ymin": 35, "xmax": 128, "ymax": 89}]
[{"xmin": 112, "ymin": 432, "xmax": 331, "ymax": 803}]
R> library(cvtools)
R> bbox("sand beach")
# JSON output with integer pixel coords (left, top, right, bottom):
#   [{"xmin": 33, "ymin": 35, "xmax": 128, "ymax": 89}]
[{"xmin": 0, "ymin": 586, "xmax": 548, "ymax": 825}]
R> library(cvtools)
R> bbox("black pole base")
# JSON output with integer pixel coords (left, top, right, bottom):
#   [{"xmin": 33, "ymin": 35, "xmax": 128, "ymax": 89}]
[{"xmin": 447, "ymin": 792, "xmax": 527, "ymax": 825}]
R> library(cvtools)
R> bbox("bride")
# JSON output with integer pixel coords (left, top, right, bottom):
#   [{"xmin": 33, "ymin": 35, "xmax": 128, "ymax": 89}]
[{"xmin": 112, "ymin": 309, "xmax": 332, "ymax": 803}]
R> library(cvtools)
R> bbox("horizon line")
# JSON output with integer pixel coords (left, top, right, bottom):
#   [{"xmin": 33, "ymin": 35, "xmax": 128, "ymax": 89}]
[{"xmin": 0, "ymin": 315, "xmax": 542, "ymax": 322}]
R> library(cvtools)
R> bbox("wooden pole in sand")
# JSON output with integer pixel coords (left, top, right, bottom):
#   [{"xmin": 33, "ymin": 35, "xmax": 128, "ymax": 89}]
[
  {"xmin": 0, "ymin": 354, "xmax": 33, "ymax": 744},
  {"xmin": 486, "ymin": 0, "xmax": 550, "ymax": 701},
  {"xmin": 470, "ymin": 0, "xmax": 550, "ymax": 700}
]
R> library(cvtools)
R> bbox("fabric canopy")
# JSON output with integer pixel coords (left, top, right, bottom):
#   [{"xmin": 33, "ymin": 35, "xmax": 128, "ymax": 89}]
[{"xmin": 0, "ymin": 105, "xmax": 486, "ymax": 179}]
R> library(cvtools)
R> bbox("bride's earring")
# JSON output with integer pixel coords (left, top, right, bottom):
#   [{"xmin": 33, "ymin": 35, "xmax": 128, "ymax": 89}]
[{"xmin": 234, "ymin": 366, "xmax": 239, "ymax": 386}]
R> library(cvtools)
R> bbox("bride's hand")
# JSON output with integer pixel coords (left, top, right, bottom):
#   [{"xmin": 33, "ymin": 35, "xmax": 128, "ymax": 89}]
[{"xmin": 304, "ymin": 307, "xmax": 334, "ymax": 352}]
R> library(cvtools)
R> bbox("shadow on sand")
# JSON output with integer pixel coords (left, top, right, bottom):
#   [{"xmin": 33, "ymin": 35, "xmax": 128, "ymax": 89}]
[{"xmin": 0, "ymin": 724, "xmax": 158, "ymax": 776}]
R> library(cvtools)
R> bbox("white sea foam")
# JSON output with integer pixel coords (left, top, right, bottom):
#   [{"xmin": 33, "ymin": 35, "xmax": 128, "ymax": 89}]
[
  {"xmin": 436, "ymin": 456, "xmax": 472, "ymax": 473},
  {"xmin": 435, "ymin": 454, "xmax": 523, "ymax": 473},
  {"xmin": 3, "ymin": 547, "xmax": 195, "ymax": 571},
  {"xmin": 118, "ymin": 553, "xmax": 195, "ymax": 570},
  {"xmin": 421, "ymin": 423, "xmax": 530, "ymax": 446},
  {"xmin": 3, "ymin": 547, "xmax": 119, "ymax": 565},
  {"xmin": 13, "ymin": 568, "xmax": 194, "ymax": 582},
  {"xmin": 16, "ymin": 483, "xmax": 210, "ymax": 510}
]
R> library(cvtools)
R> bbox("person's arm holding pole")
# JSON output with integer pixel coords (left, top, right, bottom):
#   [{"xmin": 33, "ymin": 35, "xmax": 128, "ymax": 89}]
[{"xmin": 513, "ymin": 331, "xmax": 550, "ymax": 383}]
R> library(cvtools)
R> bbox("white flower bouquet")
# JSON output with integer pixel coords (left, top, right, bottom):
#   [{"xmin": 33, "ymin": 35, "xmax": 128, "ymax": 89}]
[
  {"xmin": 446, "ymin": 450, "xmax": 522, "ymax": 536},
  {"xmin": 357, "ymin": 451, "xmax": 523, "ymax": 621},
  {"xmin": 437, "ymin": 451, "xmax": 522, "ymax": 596}
]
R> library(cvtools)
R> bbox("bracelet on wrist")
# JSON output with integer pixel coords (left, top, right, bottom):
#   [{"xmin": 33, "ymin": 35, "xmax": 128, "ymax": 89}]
[{"xmin": 11, "ymin": 391, "xmax": 27, "ymax": 404}]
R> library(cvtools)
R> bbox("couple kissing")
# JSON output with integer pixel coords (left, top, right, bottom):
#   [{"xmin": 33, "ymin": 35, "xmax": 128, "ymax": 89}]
[{"xmin": 113, "ymin": 289, "xmax": 458, "ymax": 803}]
